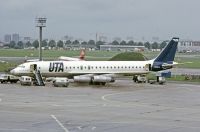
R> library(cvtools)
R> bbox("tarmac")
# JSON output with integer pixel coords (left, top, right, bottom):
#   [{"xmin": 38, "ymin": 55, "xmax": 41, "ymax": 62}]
[{"xmin": 0, "ymin": 79, "xmax": 200, "ymax": 132}]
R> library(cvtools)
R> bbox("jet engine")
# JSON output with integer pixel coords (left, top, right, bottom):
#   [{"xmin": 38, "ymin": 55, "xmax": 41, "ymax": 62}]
[
  {"xmin": 92, "ymin": 76, "xmax": 115, "ymax": 83},
  {"xmin": 73, "ymin": 76, "xmax": 92, "ymax": 83}
]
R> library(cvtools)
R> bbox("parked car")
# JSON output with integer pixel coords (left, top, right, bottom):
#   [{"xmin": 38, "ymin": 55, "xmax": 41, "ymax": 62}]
[
  {"xmin": 0, "ymin": 74, "xmax": 19, "ymax": 83},
  {"xmin": 20, "ymin": 76, "xmax": 32, "ymax": 86}
]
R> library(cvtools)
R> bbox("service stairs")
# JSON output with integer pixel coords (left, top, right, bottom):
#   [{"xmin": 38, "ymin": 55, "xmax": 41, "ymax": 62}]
[{"xmin": 34, "ymin": 70, "xmax": 45, "ymax": 86}]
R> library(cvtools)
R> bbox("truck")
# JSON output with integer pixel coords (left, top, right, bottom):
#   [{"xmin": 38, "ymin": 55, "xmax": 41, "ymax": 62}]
[{"xmin": 0, "ymin": 74, "xmax": 19, "ymax": 83}]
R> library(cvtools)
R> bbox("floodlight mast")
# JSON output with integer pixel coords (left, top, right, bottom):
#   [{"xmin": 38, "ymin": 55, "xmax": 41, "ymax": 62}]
[{"xmin": 35, "ymin": 17, "xmax": 47, "ymax": 61}]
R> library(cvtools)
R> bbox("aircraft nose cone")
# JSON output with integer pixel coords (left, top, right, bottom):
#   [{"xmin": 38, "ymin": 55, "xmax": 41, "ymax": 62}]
[{"xmin": 10, "ymin": 69, "xmax": 15, "ymax": 74}]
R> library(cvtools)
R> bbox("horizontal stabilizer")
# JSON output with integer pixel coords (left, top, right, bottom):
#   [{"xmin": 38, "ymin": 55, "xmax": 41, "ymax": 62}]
[{"xmin": 162, "ymin": 62, "xmax": 193, "ymax": 68}]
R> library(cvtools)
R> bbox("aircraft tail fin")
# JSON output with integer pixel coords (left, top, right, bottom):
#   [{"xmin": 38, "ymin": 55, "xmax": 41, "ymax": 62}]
[
  {"xmin": 79, "ymin": 49, "xmax": 85, "ymax": 60},
  {"xmin": 151, "ymin": 38, "xmax": 179, "ymax": 71},
  {"xmin": 154, "ymin": 37, "xmax": 179, "ymax": 63}
]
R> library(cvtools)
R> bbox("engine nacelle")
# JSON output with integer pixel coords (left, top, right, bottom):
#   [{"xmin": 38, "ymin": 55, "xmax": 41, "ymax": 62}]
[
  {"xmin": 73, "ymin": 76, "xmax": 92, "ymax": 83},
  {"xmin": 92, "ymin": 76, "xmax": 115, "ymax": 83}
]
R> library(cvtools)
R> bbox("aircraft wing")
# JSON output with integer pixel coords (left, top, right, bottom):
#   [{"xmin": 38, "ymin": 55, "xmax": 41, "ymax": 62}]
[{"xmin": 58, "ymin": 56, "xmax": 83, "ymax": 61}]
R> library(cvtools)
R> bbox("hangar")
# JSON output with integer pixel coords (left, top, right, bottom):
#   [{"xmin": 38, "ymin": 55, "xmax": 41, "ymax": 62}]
[
  {"xmin": 178, "ymin": 40, "xmax": 200, "ymax": 52},
  {"xmin": 100, "ymin": 45, "xmax": 145, "ymax": 51}
]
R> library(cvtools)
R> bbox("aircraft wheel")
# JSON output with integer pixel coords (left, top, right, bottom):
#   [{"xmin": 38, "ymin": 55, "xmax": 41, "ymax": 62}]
[{"xmin": 101, "ymin": 82, "xmax": 106, "ymax": 85}]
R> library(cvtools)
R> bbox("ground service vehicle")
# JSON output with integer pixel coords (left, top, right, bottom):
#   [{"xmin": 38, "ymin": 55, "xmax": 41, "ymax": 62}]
[
  {"xmin": 0, "ymin": 74, "xmax": 19, "ymax": 83},
  {"xmin": 20, "ymin": 76, "xmax": 32, "ymax": 86},
  {"xmin": 133, "ymin": 75, "xmax": 147, "ymax": 83}
]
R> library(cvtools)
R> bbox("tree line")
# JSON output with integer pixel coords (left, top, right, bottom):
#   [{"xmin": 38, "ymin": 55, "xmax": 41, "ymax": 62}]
[{"xmin": 7, "ymin": 39, "xmax": 168, "ymax": 50}]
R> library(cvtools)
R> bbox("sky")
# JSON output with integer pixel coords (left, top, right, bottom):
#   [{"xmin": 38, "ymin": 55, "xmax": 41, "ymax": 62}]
[{"xmin": 0, "ymin": 0, "xmax": 200, "ymax": 41}]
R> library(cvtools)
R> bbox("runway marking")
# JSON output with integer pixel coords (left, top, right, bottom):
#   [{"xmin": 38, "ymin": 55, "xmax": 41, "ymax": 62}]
[
  {"xmin": 51, "ymin": 104, "xmax": 62, "ymax": 107},
  {"xmin": 92, "ymin": 126, "xmax": 96, "ymax": 130},
  {"xmin": 51, "ymin": 115, "xmax": 69, "ymax": 132},
  {"xmin": 101, "ymin": 91, "xmax": 200, "ymax": 113},
  {"xmin": 101, "ymin": 92, "xmax": 125, "ymax": 102},
  {"xmin": 0, "ymin": 128, "xmax": 27, "ymax": 131},
  {"xmin": 103, "ymin": 104, "xmax": 107, "ymax": 107},
  {"xmin": 77, "ymin": 126, "xmax": 82, "ymax": 130},
  {"xmin": 101, "ymin": 92, "xmax": 185, "ymax": 109}
]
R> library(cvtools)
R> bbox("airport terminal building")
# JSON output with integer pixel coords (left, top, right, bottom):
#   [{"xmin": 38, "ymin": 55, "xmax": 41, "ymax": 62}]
[
  {"xmin": 178, "ymin": 41, "xmax": 200, "ymax": 52},
  {"xmin": 100, "ymin": 45, "xmax": 145, "ymax": 51}
]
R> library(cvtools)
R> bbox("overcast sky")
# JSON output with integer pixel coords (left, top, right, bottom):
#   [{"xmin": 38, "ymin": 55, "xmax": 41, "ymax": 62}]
[{"xmin": 0, "ymin": 0, "xmax": 200, "ymax": 41}]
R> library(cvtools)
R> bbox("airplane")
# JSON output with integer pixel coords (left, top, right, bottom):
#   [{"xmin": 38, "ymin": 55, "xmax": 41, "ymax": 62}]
[
  {"xmin": 58, "ymin": 49, "xmax": 85, "ymax": 61},
  {"xmin": 0, "ymin": 60, "xmax": 6, "ymax": 63},
  {"xmin": 24, "ymin": 49, "xmax": 85, "ymax": 62},
  {"xmin": 10, "ymin": 37, "xmax": 179, "ymax": 85}
]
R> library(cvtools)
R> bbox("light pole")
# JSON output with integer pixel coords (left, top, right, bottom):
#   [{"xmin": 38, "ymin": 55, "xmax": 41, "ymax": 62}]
[{"xmin": 36, "ymin": 17, "xmax": 47, "ymax": 61}]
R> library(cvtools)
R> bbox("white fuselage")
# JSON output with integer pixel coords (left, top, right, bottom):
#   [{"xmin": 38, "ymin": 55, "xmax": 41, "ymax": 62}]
[{"xmin": 11, "ymin": 60, "xmax": 153, "ymax": 77}]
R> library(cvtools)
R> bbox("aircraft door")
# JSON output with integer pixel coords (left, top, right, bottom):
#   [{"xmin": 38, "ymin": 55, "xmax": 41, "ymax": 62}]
[
  {"xmin": 149, "ymin": 64, "xmax": 152, "ymax": 71},
  {"xmin": 30, "ymin": 64, "xmax": 37, "ymax": 72},
  {"xmin": 144, "ymin": 64, "xmax": 151, "ymax": 71}
]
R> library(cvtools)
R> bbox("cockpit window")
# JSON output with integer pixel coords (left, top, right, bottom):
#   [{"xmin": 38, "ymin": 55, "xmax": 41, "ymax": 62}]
[{"xmin": 17, "ymin": 64, "xmax": 25, "ymax": 68}]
